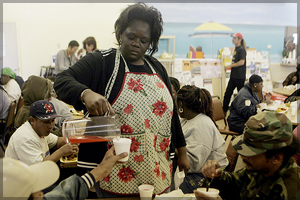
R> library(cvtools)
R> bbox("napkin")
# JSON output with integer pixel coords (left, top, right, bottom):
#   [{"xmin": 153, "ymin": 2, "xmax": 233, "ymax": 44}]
[{"xmin": 155, "ymin": 189, "xmax": 184, "ymax": 200}]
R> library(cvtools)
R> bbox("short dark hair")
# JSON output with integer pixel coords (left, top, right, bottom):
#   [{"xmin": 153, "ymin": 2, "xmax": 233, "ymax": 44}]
[
  {"xmin": 83, "ymin": 37, "xmax": 97, "ymax": 51},
  {"xmin": 68, "ymin": 40, "xmax": 79, "ymax": 48},
  {"xmin": 169, "ymin": 77, "xmax": 180, "ymax": 92},
  {"xmin": 114, "ymin": 3, "xmax": 163, "ymax": 56},
  {"xmin": 265, "ymin": 134, "xmax": 300, "ymax": 166}
]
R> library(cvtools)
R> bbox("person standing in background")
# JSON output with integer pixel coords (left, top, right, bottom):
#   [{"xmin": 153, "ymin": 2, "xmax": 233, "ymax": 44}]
[
  {"xmin": 54, "ymin": 40, "xmax": 79, "ymax": 75},
  {"xmin": 77, "ymin": 36, "xmax": 97, "ymax": 59},
  {"xmin": 222, "ymin": 32, "xmax": 247, "ymax": 116},
  {"xmin": 1, "ymin": 67, "xmax": 21, "ymax": 102}
]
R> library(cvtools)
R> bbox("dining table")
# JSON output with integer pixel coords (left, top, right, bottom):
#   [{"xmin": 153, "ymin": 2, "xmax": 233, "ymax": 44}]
[
  {"xmin": 258, "ymin": 102, "xmax": 299, "ymax": 126},
  {"xmin": 272, "ymin": 87, "xmax": 296, "ymax": 97}
]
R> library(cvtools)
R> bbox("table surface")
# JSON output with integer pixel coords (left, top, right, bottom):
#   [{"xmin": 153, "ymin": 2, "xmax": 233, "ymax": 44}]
[
  {"xmin": 258, "ymin": 103, "xmax": 299, "ymax": 125},
  {"xmin": 273, "ymin": 87, "xmax": 296, "ymax": 96}
]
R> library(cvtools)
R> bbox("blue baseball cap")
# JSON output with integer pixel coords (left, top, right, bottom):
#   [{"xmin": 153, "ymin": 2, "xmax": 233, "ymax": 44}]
[{"xmin": 30, "ymin": 100, "xmax": 61, "ymax": 120}]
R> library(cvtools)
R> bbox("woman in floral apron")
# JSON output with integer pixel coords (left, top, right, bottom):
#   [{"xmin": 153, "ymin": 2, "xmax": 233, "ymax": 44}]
[{"xmin": 54, "ymin": 3, "xmax": 190, "ymax": 197}]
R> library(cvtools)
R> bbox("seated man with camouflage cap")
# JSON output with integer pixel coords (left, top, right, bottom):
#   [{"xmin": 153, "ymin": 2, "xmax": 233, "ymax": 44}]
[{"xmin": 196, "ymin": 111, "xmax": 300, "ymax": 200}]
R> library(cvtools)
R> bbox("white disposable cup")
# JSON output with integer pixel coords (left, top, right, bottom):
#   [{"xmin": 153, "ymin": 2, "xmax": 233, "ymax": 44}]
[
  {"xmin": 113, "ymin": 138, "xmax": 132, "ymax": 162},
  {"xmin": 138, "ymin": 184, "xmax": 154, "ymax": 199},
  {"xmin": 197, "ymin": 188, "xmax": 219, "ymax": 198}
]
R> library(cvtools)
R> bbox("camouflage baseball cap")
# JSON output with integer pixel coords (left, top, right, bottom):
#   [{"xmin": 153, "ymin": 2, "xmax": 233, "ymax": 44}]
[{"xmin": 232, "ymin": 111, "xmax": 293, "ymax": 157}]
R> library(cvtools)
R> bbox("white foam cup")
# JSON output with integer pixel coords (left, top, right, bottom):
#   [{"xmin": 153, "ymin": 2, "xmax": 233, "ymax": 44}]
[
  {"xmin": 138, "ymin": 184, "xmax": 154, "ymax": 199},
  {"xmin": 197, "ymin": 188, "xmax": 219, "ymax": 198},
  {"xmin": 113, "ymin": 138, "xmax": 132, "ymax": 162}
]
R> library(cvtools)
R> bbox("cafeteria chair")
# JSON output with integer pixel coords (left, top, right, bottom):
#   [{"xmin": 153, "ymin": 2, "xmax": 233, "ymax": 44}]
[
  {"xmin": 224, "ymin": 138, "xmax": 239, "ymax": 173},
  {"xmin": 212, "ymin": 96, "xmax": 240, "ymax": 141},
  {"xmin": 16, "ymin": 96, "xmax": 24, "ymax": 115},
  {"xmin": 0, "ymin": 101, "xmax": 16, "ymax": 152}
]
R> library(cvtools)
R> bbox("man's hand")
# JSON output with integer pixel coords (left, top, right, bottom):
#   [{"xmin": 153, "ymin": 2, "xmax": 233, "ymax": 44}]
[
  {"xmin": 90, "ymin": 146, "xmax": 128, "ymax": 182},
  {"xmin": 224, "ymin": 65, "xmax": 230, "ymax": 71},
  {"xmin": 59, "ymin": 143, "xmax": 79, "ymax": 157},
  {"xmin": 265, "ymin": 92, "xmax": 272, "ymax": 101},
  {"xmin": 82, "ymin": 89, "xmax": 115, "ymax": 116},
  {"xmin": 201, "ymin": 160, "xmax": 222, "ymax": 178}
]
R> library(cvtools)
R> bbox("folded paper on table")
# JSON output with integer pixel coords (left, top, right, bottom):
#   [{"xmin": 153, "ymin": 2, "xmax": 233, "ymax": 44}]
[{"xmin": 155, "ymin": 189, "xmax": 195, "ymax": 200}]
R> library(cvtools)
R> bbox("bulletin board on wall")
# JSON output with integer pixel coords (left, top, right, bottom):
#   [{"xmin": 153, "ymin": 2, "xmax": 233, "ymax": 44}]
[{"xmin": 173, "ymin": 58, "xmax": 222, "ymax": 97}]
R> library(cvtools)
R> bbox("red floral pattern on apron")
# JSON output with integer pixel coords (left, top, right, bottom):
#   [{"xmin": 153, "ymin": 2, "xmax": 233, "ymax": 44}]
[{"xmin": 99, "ymin": 49, "xmax": 173, "ymax": 194}]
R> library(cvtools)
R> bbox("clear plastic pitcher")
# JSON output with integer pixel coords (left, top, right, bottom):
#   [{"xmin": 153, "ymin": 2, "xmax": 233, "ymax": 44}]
[{"xmin": 62, "ymin": 115, "xmax": 120, "ymax": 144}]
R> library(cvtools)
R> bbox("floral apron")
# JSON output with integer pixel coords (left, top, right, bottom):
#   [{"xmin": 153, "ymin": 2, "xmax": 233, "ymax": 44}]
[{"xmin": 99, "ymin": 49, "xmax": 173, "ymax": 195}]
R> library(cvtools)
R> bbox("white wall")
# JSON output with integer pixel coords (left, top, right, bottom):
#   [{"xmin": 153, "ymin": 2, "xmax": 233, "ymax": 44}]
[
  {"xmin": 269, "ymin": 63, "xmax": 296, "ymax": 87},
  {"xmin": 3, "ymin": 3, "xmax": 133, "ymax": 80}
]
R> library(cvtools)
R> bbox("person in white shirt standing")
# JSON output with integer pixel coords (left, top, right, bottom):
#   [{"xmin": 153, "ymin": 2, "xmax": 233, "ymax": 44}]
[
  {"xmin": 5, "ymin": 100, "xmax": 78, "ymax": 165},
  {"xmin": 1, "ymin": 67, "xmax": 21, "ymax": 102}
]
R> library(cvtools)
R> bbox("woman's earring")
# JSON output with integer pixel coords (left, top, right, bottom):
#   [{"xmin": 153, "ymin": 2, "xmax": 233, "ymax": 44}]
[{"xmin": 179, "ymin": 108, "xmax": 183, "ymax": 113}]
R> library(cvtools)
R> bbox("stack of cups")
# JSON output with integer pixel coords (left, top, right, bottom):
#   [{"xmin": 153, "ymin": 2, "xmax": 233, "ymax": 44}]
[{"xmin": 113, "ymin": 138, "xmax": 132, "ymax": 162}]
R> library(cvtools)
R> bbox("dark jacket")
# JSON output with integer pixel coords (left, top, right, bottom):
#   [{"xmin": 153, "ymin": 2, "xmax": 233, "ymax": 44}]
[{"xmin": 227, "ymin": 83, "xmax": 261, "ymax": 134}]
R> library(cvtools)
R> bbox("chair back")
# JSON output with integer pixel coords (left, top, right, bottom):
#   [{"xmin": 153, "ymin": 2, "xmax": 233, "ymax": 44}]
[
  {"xmin": 212, "ymin": 96, "xmax": 225, "ymax": 121},
  {"xmin": 16, "ymin": 96, "xmax": 24, "ymax": 115},
  {"xmin": 6, "ymin": 102, "xmax": 16, "ymax": 129},
  {"xmin": 225, "ymin": 140, "xmax": 239, "ymax": 173},
  {"xmin": 0, "ymin": 101, "xmax": 16, "ymax": 152}
]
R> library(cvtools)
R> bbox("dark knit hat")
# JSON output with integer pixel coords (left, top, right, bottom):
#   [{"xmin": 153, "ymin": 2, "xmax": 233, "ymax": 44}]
[{"xmin": 249, "ymin": 74, "xmax": 263, "ymax": 84}]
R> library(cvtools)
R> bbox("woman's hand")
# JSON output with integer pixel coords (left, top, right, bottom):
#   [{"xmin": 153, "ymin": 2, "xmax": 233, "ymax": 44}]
[
  {"xmin": 82, "ymin": 89, "xmax": 115, "ymax": 116},
  {"xmin": 177, "ymin": 146, "xmax": 190, "ymax": 174}
]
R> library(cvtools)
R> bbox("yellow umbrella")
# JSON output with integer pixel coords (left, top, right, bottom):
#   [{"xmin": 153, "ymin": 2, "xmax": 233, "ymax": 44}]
[{"xmin": 189, "ymin": 21, "xmax": 234, "ymax": 58}]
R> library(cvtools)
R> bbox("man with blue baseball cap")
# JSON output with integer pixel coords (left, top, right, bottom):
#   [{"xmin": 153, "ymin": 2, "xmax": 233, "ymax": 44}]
[
  {"xmin": 196, "ymin": 111, "xmax": 300, "ymax": 200},
  {"xmin": 5, "ymin": 100, "xmax": 79, "ymax": 165}
]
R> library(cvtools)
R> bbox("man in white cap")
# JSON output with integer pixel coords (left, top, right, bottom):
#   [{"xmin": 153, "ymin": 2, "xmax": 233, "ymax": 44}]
[
  {"xmin": 5, "ymin": 100, "xmax": 78, "ymax": 165},
  {"xmin": 2, "ymin": 147, "xmax": 127, "ymax": 199}
]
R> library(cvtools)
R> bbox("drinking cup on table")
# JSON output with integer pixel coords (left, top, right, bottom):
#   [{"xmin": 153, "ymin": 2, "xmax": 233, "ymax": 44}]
[
  {"xmin": 138, "ymin": 184, "xmax": 154, "ymax": 199},
  {"xmin": 113, "ymin": 138, "xmax": 132, "ymax": 162},
  {"xmin": 197, "ymin": 188, "xmax": 219, "ymax": 198}
]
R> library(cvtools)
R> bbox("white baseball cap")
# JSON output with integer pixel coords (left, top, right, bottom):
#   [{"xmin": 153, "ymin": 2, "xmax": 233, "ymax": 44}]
[{"xmin": 2, "ymin": 157, "xmax": 60, "ymax": 198}]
